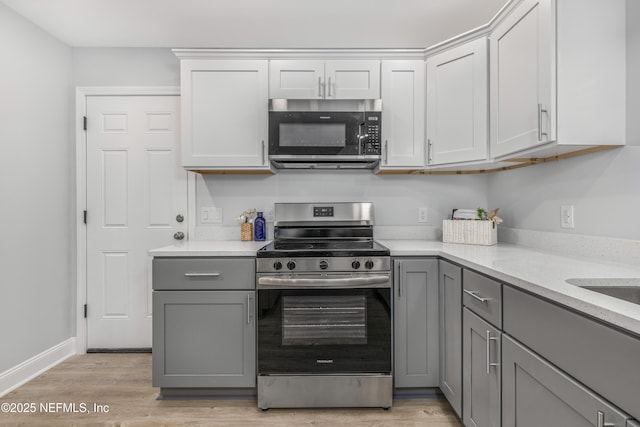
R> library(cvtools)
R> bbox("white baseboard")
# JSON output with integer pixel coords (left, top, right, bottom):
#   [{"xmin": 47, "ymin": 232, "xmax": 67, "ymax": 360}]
[{"xmin": 0, "ymin": 338, "xmax": 76, "ymax": 398}]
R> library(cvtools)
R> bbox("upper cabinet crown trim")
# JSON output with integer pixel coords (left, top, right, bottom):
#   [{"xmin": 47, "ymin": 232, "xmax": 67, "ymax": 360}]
[{"xmin": 173, "ymin": 48, "xmax": 427, "ymax": 60}]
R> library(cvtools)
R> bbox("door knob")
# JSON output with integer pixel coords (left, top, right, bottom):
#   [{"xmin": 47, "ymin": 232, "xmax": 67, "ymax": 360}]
[
  {"xmin": 174, "ymin": 231, "xmax": 185, "ymax": 240},
  {"xmin": 176, "ymin": 214, "xmax": 184, "ymax": 223}
]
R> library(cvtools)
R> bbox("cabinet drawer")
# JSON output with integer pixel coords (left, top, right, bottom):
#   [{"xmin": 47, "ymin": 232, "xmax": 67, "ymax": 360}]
[
  {"xmin": 462, "ymin": 269, "xmax": 502, "ymax": 328},
  {"xmin": 503, "ymin": 285, "xmax": 640, "ymax": 421},
  {"xmin": 153, "ymin": 258, "xmax": 255, "ymax": 290}
]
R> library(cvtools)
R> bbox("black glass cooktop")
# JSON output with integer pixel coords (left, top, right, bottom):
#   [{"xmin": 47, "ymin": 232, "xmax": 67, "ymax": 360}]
[{"xmin": 256, "ymin": 240, "xmax": 390, "ymax": 258}]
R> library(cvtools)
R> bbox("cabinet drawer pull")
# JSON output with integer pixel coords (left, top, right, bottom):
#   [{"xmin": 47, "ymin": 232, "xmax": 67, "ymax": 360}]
[
  {"xmin": 184, "ymin": 272, "xmax": 221, "ymax": 278},
  {"xmin": 486, "ymin": 331, "xmax": 500, "ymax": 374},
  {"xmin": 464, "ymin": 289, "xmax": 489, "ymax": 303}
]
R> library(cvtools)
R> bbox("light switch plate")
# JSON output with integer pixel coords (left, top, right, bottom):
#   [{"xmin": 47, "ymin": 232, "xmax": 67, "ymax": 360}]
[
  {"xmin": 560, "ymin": 205, "xmax": 575, "ymax": 229},
  {"xmin": 201, "ymin": 207, "xmax": 223, "ymax": 224},
  {"xmin": 418, "ymin": 207, "xmax": 428, "ymax": 223}
]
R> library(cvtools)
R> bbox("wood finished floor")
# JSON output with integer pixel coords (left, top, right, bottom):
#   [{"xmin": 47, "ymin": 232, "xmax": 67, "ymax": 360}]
[{"xmin": 1, "ymin": 354, "xmax": 462, "ymax": 426}]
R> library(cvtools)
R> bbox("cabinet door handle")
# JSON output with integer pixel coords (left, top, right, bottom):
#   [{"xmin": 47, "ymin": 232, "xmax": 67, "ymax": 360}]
[
  {"xmin": 597, "ymin": 411, "xmax": 616, "ymax": 427},
  {"xmin": 247, "ymin": 293, "xmax": 252, "ymax": 324},
  {"xmin": 261, "ymin": 140, "xmax": 266, "ymax": 165},
  {"xmin": 397, "ymin": 261, "xmax": 402, "ymax": 297},
  {"xmin": 318, "ymin": 76, "xmax": 323, "ymax": 97},
  {"xmin": 328, "ymin": 77, "xmax": 332, "ymax": 97},
  {"xmin": 538, "ymin": 104, "xmax": 548, "ymax": 141},
  {"xmin": 384, "ymin": 140, "xmax": 389, "ymax": 165},
  {"xmin": 184, "ymin": 272, "xmax": 221, "ymax": 278},
  {"xmin": 463, "ymin": 289, "xmax": 489, "ymax": 303},
  {"xmin": 486, "ymin": 331, "xmax": 500, "ymax": 374}
]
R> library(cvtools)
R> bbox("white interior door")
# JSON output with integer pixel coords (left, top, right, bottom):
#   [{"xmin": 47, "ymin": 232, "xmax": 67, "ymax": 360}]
[{"xmin": 86, "ymin": 95, "xmax": 186, "ymax": 349}]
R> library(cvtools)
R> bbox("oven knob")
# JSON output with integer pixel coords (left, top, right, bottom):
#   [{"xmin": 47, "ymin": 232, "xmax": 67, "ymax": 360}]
[
  {"xmin": 352, "ymin": 260, "xmax": 361, "ymax": 270},
  {"xmin": 273, "ymin": 261, "xmax": 283, "ymax": 271},
  {"xmin": 365, "ymin": 259, "xmax": 375, "ymax": 270},
  {"xmin": 287, "ymin": 261, "xmax": 296, "ymax": 270},
  {"xmin": 319, "ymin": 260, "xmax": 329, "ymax": 270}
]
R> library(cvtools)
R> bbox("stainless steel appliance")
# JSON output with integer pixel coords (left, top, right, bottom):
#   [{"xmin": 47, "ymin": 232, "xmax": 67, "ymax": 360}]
[
  {"xmin": 256, "ymin": 202, "xmax": 392, "ymax": 409},
  {"xmin": 268, "ymin": 111, "xmax": 381, "ymax": 169}
]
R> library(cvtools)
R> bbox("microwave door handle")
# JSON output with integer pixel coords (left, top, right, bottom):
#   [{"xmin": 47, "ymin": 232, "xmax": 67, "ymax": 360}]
[{"xmin": 357, "ymin": 122, "xmax": 368, "ymax": 155}]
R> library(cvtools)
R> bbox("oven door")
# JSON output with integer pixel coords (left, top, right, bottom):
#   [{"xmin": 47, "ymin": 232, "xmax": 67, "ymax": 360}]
[
  {"xmin": 268, "ymin": 112, "xmax": 364, "ymax": 157},
  {"xmin": 257, "ymin": 273, "xmax": 391, "ymax": 375}
]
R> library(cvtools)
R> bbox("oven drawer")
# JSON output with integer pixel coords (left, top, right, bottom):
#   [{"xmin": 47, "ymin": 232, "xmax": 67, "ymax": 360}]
[
  {"xmin": 462, "ymin": 269, "xmax": 502, "ymax": 328},
  {"xmin": 153, "ymin": 257, "xmax": 255, "ymax": 290}
]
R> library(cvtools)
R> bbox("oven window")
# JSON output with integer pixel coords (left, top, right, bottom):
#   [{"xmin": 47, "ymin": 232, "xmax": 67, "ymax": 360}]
[
  {"xmin": 257, "ymin": 288, "xmax": 391, "ymax": 375},
  {"xmin": 282, "ymin": 295, "xmax": 366, "ymax": 346},
  {"xmin": 279, "ymin": 123, "xmax": 346, "ymax": 147}
]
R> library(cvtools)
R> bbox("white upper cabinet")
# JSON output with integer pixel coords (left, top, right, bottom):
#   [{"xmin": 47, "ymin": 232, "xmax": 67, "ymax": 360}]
[
  {"xmin": 426, "ymin": 38, "xmax": 488, "ymax": 165},
  {"xmin": 490, "ymin": 0, "xmax": 553, "ymax": 158},
  {"xmin": 490, "ymin": 0, "xmax": 625, "ymax": 159},
  {"xmin": 180, "ymin": 59, "xmax": 270, "ymax": 170},
  {"xmin": 269, "ymin": 59, "xmax": 380, "ymax": 99},
  {"xmin": 379, "ymin": 60, "xmax": 426, "ymax": 169}
]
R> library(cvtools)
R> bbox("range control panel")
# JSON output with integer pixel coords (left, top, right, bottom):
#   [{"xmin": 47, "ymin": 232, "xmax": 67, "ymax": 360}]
[{"xmin": 313, "ymin": 206, "xmax": 334, "ymax": 217}]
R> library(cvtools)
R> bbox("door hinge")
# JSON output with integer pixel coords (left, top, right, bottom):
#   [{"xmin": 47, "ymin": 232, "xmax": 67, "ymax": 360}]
[
  {"xmin": 83, "ymin": 116, "xmax": 87, "ymax": 131},
  {"xmin": 83, "ymin": 304, "xmax": 87, "ymax": 318},
  {"xmin": 83, "ymin": 210, "xmax": 87, "ymax": 224}
]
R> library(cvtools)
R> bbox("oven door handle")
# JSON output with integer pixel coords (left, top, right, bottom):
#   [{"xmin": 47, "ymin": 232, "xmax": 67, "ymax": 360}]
[{"xmin": 257, "ymin": 274, "xmax": 391, "ymax": 288}]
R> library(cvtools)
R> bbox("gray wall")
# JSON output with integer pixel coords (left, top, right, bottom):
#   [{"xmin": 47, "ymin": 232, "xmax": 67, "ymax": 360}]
[
  {"xmin": 487, "ymin": 1, "xmax": 640, "ymax": 241},
  {"xmin": 195, "ymin": 172, "xmax": 488, "ymax": 240},
  {"xmin": 0, "ymin": 4, "xmax": 73, "ymax": 372},
  {"xmin": 72, "ymin": 48, "xmax": 179, "ymax": 87}
]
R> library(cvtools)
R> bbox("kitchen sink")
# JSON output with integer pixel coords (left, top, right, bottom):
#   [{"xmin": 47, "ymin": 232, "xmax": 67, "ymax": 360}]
[{"xmin": 566, "ymin": 278, "xmax": 640, "ymax": 305}]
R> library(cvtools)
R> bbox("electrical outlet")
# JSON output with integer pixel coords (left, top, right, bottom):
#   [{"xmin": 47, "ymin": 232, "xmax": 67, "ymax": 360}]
[
  {"xmin": 560, "ymin": 205, "xmax": 575, "ymax": 229},
  {"xmin": 201, "ymin": 207, "xmax": 223, "ymax": 224},
  {"xmin": 265, "ymin": 209, "xmax": 275, "ymax": 222},
  {"xmin": 418, "ymin": 207, "xmax": 428, "ymax": 223}
]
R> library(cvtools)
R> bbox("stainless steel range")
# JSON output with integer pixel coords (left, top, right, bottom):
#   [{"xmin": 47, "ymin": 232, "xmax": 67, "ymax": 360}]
[{"xmin": 256, "ymin": 202, "xmax": 392, "ymax": 410}]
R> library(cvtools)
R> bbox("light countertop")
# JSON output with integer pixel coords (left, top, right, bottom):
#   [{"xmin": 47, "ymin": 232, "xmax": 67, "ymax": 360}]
[
  {"xmin": 150, "ymin": 239, "xmax": 640, "ymax": 336},
  {"xmin": 381, "ymin": 240, "xmax": 640, "ymax": 336},
  {"xmin": 149, "ymin": 240, "xmax": 269, "ymax": 257}
]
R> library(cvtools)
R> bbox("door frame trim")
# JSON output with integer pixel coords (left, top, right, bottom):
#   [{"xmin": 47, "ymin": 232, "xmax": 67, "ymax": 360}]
[{"xmin": 75, "ymin": 86, "xmax": 193, "ymax": 354}]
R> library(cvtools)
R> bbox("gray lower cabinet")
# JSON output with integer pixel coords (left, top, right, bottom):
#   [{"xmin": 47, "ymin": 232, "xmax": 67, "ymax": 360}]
[
  {"xmin": 502, "ymin": 334, "xmax": 631, "ymax": 426},
  {"xmin": 151, "ymin": 256, "xmax": 256, "ymax": 390},
  {"xmin": 438, "ymin": 260, "xmax": 462, "ymax": 416},
  {"xmin": 463, "ymin": 307, "xmax": 501, "ymax": 427},
  {"xmin": 393, "ymin": 258, "xmax": 439, "ymax": 388},
  {"xmin": 503, "ymin": 286, "xmax": 640, "ymax": 421},
  {"xmin": 153, "ymin": 290, "xmax": 256, "ymax": 388}
]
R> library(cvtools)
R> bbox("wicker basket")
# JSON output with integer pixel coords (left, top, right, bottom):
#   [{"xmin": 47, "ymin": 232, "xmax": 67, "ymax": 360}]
[
  {"xmin": 240, "ymin": 223, "xmax": 253, "ymax": 241},
  {"xmin": 442, "ymin": 220, "xmax": 497, "ymax": 246}
]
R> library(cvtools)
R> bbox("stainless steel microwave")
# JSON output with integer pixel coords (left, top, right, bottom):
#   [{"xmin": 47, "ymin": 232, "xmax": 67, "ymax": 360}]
[{"xmin": 268, "ymin": 111, "xmax": 381, "ymax": 169}]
